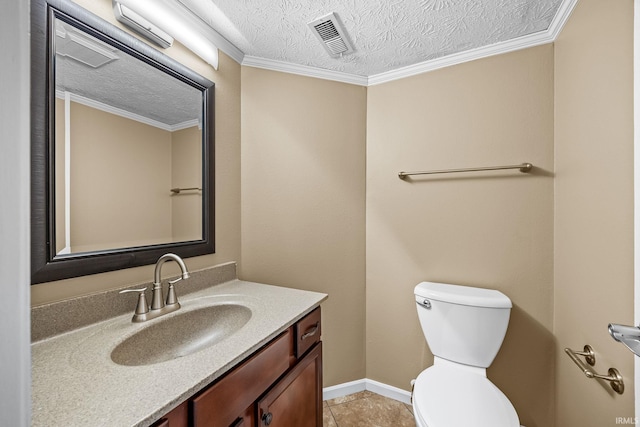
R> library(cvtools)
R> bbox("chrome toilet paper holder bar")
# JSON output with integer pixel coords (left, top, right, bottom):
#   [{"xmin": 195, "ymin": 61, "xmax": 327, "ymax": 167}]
[{"xmin": 564, "ymin": 345, "xmax": 624, "ymax": 394}]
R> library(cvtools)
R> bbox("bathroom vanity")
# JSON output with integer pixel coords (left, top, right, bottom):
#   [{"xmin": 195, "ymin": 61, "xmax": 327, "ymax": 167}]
[
  {"xmin": 31, "ymin": 266, "xmax": 327, "ymax": 427},
  {"xmin": 155, "ymin": 307, "xmax": 322, "ymax": 427}
]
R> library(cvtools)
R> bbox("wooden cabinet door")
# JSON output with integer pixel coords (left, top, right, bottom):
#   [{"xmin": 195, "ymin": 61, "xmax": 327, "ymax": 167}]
[
  {"xmin": 257, "ymin": 342, "xmax": 322, "ymax": 427},
  {"xmin": 191, "ymin": 330, "xmax": 293, "ymax": 427}
]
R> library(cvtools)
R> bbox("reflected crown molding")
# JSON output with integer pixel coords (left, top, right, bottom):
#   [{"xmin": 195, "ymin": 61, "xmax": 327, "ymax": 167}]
[{"xmin": 55, "ymin": 89, "xmax": 199, "ymax": 131}]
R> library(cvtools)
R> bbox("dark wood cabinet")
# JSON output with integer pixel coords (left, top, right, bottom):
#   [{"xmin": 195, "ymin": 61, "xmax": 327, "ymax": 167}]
[
  {"xmin": 257, "ymin": 343, "xmax": 322, "ymax": 427},
  {"xmin": 191, "ymin": 328, "xmax": 294, "ymax": 426},
  {"xmin": 152, "ymin": 307, "xmax": 322, "ymax": 427},
  {"xmin": 150, "ymin": 401, "xmax": 188, "ymax": 427}
]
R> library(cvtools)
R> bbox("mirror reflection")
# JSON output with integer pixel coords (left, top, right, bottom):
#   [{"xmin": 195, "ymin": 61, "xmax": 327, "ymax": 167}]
[{"xmin": 53, "ymin": 18, "xmax": 203, "ymax": 256}]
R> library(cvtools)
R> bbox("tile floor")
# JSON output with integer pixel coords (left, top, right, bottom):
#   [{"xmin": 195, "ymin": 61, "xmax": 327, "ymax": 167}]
[{"xmin": 323, "ymin": 391, "xmax": 416, "ymax": 427}]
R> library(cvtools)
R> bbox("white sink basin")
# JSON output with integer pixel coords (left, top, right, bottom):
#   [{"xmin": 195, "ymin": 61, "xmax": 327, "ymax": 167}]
[{"xmin": 111, "ymin": 304, "xmax": 252, "ymax": 366}]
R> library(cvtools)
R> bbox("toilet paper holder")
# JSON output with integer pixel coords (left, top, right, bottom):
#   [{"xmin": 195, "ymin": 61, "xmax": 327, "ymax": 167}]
[{"xmin": 564, "ymin": 345, "xmax": 624, "ymax": 395}]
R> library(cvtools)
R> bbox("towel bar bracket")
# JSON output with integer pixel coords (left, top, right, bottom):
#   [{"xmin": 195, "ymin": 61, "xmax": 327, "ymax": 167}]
[{"xmin": 574, "ymin": 344, "xmax": 596, "ymax": 366}]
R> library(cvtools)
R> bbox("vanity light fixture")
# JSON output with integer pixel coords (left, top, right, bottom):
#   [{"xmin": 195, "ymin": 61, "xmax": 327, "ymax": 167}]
[
  {"xmin": 115, "ymin": 0, "xmax": 219, "ymax": 69},
  {"xmin": 113, "ymin": 1, "xmax": 174, "ymax": 49}
]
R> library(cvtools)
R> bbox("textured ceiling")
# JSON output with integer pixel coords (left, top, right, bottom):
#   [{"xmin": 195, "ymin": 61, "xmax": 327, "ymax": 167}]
[
  {"xmin": 179, "ymin": 0, "xmax": 564, "ymax": 77},
  {"xmin": 54, "ymin": 0, "xmax": 571, "ymax": 121}
]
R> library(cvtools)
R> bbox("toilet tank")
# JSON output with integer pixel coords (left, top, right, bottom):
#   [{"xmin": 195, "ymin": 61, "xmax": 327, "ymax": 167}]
[{"xmin": 414, "ymin": 282, "xmax": 512, "ymax": 368}]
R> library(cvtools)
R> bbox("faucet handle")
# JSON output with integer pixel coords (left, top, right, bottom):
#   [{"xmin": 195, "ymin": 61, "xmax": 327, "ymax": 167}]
[
  {"xmin": 165, "ymin": 280, "xmax": 181, "ymax": 307},
  {"xmin": 120, "ymin": 287, "xmax": 147, "ymax": 293},
  {"xmin": 165, "ymin": 277, "xmax": 183, "ymax": 306},
  {"xmin": 119, "ymin": 288, "xmax": 149, "ymax": 315}
]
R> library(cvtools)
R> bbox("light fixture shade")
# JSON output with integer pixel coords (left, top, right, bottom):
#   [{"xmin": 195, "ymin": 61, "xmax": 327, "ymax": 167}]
[
  {"xmin": 116, "ymin": 0, "xmax": 218, "ymax": 69},
  {"xmin": 113, "ymin": 1, "xmax": 174, "ymax": 49}
]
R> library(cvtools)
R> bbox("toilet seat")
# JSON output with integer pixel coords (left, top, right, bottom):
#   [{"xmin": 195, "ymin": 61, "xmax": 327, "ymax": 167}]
[{"xmin": 413, "ymin": 363, "xmax": 519, "ymax": 427}]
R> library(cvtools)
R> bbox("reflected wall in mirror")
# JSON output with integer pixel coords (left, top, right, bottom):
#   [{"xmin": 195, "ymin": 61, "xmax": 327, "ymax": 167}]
[
  {"xmin": 54, "ymin": 18, "xmax": 203, "ymax": 255},
  {"xmin": 31, "ymin": 0, "xmax": 215, "ymax": 284}
]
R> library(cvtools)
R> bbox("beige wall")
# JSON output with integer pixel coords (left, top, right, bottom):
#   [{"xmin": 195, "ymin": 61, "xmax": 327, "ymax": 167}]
[
  {"xmin": 57, "ymin": 103, "xmax": 201, "ymax": 252},
  {"xmin": 70, "ymin": 101, "xmax": 173, "ymax": 252},
  {"xmin": 366, "ymin": 45, "xmax": 555, "ymax": 427},
  {"xmin": 239, "ymin": 67, "xmax": 367, "ymax": 387},
  {"xmin": 31, "ymin": 0, "xmax": 241, "ymax": 305},
  {"xmin": 554, "ymin": 0, "xmax": 635, "ymax": 425}
]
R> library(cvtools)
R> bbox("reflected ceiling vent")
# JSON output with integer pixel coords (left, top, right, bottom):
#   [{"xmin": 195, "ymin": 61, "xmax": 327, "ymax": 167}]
[
  {"xmin": 55, "ymin": 21, "xmax": 119, "ymax": 68},
  {"xmin": 308, "ymin": 13, "xmax": 354, "ymax": 58},
  {"xmin": 113, "ymin": 1, "xmax": 174, "ymax": 49}
]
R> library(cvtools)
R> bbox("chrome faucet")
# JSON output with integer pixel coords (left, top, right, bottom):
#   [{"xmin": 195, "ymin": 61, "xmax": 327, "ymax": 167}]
[
  {"xmin": 120, "ymin": 253, "xmax": 190, "ymax": 322},
  {"xmin": 152, "ymin": 253, "xmax": 190, "ymax": 310}
]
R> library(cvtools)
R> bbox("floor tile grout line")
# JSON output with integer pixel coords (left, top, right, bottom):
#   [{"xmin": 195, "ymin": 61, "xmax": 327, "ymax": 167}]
[
  {"xmin": 328, "ymin": 404, "xmax": 339, "ymax": 427},
  {"xmin": 404, "ymin": 403, "xmax": 414, "ymax": 416}
]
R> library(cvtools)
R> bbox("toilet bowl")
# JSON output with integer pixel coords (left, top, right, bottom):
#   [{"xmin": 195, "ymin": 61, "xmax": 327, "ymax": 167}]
[
  {"xmin": 412, "ymin": 358, "xmax": 519, "ymax": 427},
  {"xmin": 412, "ymin": 282, "xmax": 520, "ymax": 427}
]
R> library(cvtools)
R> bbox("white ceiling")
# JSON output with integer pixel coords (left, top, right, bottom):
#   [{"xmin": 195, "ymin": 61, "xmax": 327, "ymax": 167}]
[{"xmin": 178, "ymin": 0, "xmax": 576, "ymax": 85}]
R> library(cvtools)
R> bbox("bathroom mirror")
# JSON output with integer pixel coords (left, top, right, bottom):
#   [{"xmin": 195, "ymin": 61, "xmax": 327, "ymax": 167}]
[{"xmin": 31, "ymin": 0, "xmax": 215, "ymax": 284}]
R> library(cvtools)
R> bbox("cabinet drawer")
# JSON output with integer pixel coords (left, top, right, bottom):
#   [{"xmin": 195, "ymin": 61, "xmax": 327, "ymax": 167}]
[
  {"xmin": 295, "ymin": 307, "xmax": 321, "ymax": 358},
  {"xmin": 191, "ymin": 330, "xmax": 293, "ymax": 427},
  {"xmin": 228, "ymin": 404, "xmax": 254, "ymax": 427}
]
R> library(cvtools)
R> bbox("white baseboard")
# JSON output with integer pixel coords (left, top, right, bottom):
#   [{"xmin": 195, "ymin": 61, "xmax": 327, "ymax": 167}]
[
  {"xmin": 323, "ymin": 379, "xmax": 367, "ymax": 401},
  {"xmin": 323, "ymin": 378, "xmax": 412, "ymax": 405}
]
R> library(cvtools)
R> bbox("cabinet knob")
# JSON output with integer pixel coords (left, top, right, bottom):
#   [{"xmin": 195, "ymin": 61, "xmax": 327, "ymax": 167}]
[{"xmin": 262, "ymin": 412, "xmax": 273, "ymax": 426}]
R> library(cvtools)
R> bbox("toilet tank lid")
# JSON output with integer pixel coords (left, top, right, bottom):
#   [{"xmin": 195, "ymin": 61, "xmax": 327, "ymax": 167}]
[{"xmin": 414, "ymin": 282, "xmax": 512, "ymax": 309}]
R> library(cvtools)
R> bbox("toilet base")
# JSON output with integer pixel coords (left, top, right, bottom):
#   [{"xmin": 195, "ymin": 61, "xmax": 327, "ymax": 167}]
[{"xmin": 411, "ymin": 362, "xmax": 520, "ymax": 427}]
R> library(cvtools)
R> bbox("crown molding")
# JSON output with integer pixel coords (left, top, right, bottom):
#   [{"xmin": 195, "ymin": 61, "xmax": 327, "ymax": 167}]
[
  {"xmin": 55, "ymin": 89, "xmax": 198, "ymax": 131},
  {"xmin": 242, "ymin": 55, "xmax": 369, "ymax": 86},
  {"xmin": 547, "ymin": 0, "xmax": 579, "ymax": 40},
  {"xmin": 239, "ymin": 0, "xmax": 577, "ymax": 87},
  {"xmin": 368, "ymin": 29, "xmax": 555, "ymax": 86}
]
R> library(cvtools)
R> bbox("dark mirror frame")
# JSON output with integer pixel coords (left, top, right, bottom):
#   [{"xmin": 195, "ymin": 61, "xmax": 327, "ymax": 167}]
[{"xmin": 31, "ymin": 0, "xmax": 215, "ymax": 284}]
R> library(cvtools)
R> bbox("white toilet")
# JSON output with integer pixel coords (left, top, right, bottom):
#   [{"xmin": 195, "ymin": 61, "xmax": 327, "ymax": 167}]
[{"xmin": 412, "ymin": 281, "xmax": 520, "ymax": 427}]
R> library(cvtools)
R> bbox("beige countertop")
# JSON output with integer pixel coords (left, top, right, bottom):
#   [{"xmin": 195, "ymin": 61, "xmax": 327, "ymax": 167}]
[{"xmin": 31, "ymin": 279, "xmax": 327, "ymax": 427}]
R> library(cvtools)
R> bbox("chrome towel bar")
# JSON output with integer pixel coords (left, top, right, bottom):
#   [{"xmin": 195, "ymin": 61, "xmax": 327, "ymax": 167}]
[
  {"xmin": 398, "ymin": 162, "xmax": 533, "ymax": 180},
  {"xmin": 564, "ymin": 345, "xmax": 624, "ymax": 394}
]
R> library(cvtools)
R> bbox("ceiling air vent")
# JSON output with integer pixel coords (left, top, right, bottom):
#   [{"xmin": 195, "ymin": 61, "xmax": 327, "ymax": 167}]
[
  {"xmin": 55, "ymin": 21, "xmax": 119, "ymax": 68},
  {"xmin": 308, "ymin": 13, "xmax": 354, "ymax": 58}
]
